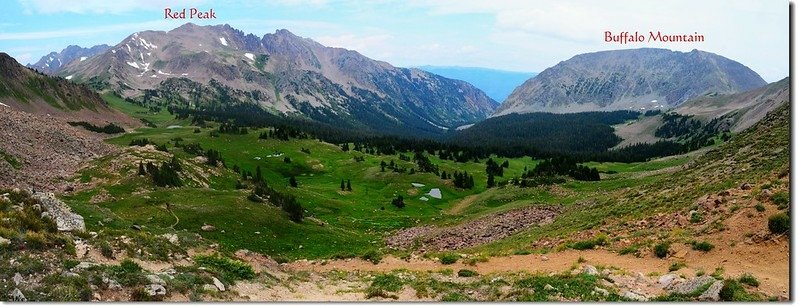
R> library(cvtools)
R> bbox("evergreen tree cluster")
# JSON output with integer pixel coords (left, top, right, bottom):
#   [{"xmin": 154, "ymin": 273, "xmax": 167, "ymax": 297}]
[
  {"xmin": 68, "ymin": 121, "xmax": 125, "ymax": 134},
  {"xmin": 258, "ymin": 126, "xmax": 309, "ymax": 141},
  {"xmin": 205, "ymin": 149, "xmax": 224, "ymax": 167},
  {"xmin": 452, "ymin": 171, "xmax": 475, "ymax": 189},
  {"xmin": 250, "ymin": 182, "xmax": 304, "ymax": 223},
  {"xmin": 138, "ymin": 157, "xmax": 183, "ymax": 187},
  {"xmin": 485, "ymin": 158, "xmax": 504, "ymax": 177},
  {"xmin": 218, "ymin": 122, "xmax": 248, "ymax": 134},
  {"xmin": 413, "ymin": 151, "xmax": 439, "ymax": 174},
  {"xmin": 392, "ymin": 195, "xmax": 405, "ymax": 208},
  {"xmin": 525, "ymin": 157, "xmax": 600, "ymax": 181}
]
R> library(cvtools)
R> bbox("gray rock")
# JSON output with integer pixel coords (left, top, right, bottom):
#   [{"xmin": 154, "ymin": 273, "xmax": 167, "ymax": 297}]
[
  {"xmin": 621, "ymin": 290, "xmax": 648, "ymax": 302},
  {"xmin": 145, "ymin": 284, "xmax": 167, "ymax": 297},
  {"xmin": 10, "ymin": 288, "xmax": 26, "ymax": 301},
  {"xmin": 201, "ymin": 224, "xmax": 216, "ymax": 232},
  {"xmin": 74, "ymin": 261, "xmax": 98, "ymax": 270},
  {"xmin": 146, "ymin": 274, "xmax": 166, "ymax": 285},
  {"xmin": 698, "ymin": 280, "xmax": 724, "ymax": 301},
  {"xmin": 583, "ymin": 265, "xmax": 599, "ymax": 276},
  {"xmin": 635, "ymin": 272, "xmax": 648, "ymax": 283},
  {"xmin": 62, "ymin": 271, "xmax": 80, "ymax": 278},
  {"xmin": 162, "ymin": 233, "xmax": 179, "ymax": 245},
  {"xmin": 668, "ymin": 276, "xmax": 716, "ymax": 295},
  {"xmin": 594, "ymin": 287, "xmax": 609, "ymax": 296},
  {"xmin": 33, "ymin": 192, "xmax": 85, "ymax": 232},
  {"xmin": 212, "ymin": 277, "xmax": 225, "ymax": 292},
  {"xmin": 658, "ymin": 274, "xmax": 679, "ymax": 288},
  {"xmin": 0, "ymin": 236, "xmax": 10, "ymax": 246},
  {"xmin": 103, "ymin": 276, "xmax": 122, "ymax": 290},
  {"xmin": 544, "ymin": 284, "xmax": 556, "ymax": 291},
  {"xmin": 12, "ymin": 273, "xmax": 23, "ymax": 285},
  {"xmin": 740, "ymin": 183, "xmax": 752, "ymax": 190},
  {"xmin": 202, "ymin": 284, "xmax": 218, "ymax": 292}
]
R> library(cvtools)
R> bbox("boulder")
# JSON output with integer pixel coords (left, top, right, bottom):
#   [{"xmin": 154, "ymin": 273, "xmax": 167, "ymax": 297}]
[
  {"xmin": 103, "ymin": 276, "xmax": 122, "ymax": 290},
  {"xmin": 9, "ymin": 288, "xmax": 26, "ymax": 302},
  {"xmin": 0, "ymin": 236, "xmax": 10, "ymax": 247},
  {"xmin": 583, "ymin": 265, "xmax": 599, "ymax": 276},
  {"xmin": 668, "ymin": 276, "xmax": 716, "ymax": 295},
  {"xmin": 146, "ymin": 274, "xmax": 166, "ymax": 285},
  {"xmin": 594, "ymin": 287, "xmax": 609, "ymax": 296},
  {"xmin": 212, "ymin": 277, "xmax": 225, "ymax": 292},
  {"xmin": 32, "ymin": 192, "xmax": 85, "ymax": 232},
  {"xmin": 621, "ymin": 290, "xmax": 648, "ymax": 302},
  {"xmin": 12, "ymin": 273, "xmax": 23, "ymax": 286},
  {"xmin": 698, "ymin": 280, "xmax": 724, "ymax": 301},
  {"xmin": 201, "ymin": 224, "xmax": 216, "ymax": 232},
  {"xmin": 740, "ymin": 183, "xmax": 752, "ymax": 190},
  {"xmin": 544, "ymin": 284, "xmax": 556, "ymax": 291},
  {"xmin": 162, "ymin": 233, "xmax": 179, "ymax": 245},
  {"xmin": 145, "ymin": 284, "xmax": 167, "ymax": 297},
  {"xmin": 658, "ymin": 274, "xmax": 680, "ymax": 288}
]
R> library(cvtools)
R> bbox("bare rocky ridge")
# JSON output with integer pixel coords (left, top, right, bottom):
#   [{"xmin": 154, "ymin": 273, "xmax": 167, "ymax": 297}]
[
  {"xmin": 56, "ymin": 23, "xmax": 496, "ymax": 134},
  {"xmin": 614, "ymin": 77, "xmax": 789, "ymax": 147},
  {"xmin": 0, "ymin": 53, "xmax": 137, "ymax": 127},
  {"xmin": 386, "ymin": 206, "xmax": 559, "ymax": 251},
  {"xmin": 496, "ymin": 48, "xmax": 766, "ymax": 115},
  {"xmin": 27, "ymin": 44, "xmax": 111, "ymax": 75}
]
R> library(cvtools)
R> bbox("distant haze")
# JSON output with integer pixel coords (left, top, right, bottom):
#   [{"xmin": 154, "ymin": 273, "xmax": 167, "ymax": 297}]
[{"xmin": 417, "ymin": 66, "xmax": 536, "ymax": 102}]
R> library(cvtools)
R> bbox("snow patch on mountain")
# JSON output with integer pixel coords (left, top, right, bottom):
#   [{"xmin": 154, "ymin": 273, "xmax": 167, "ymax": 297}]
[{"xmin": 219, "ymin": 37, "xmax": 228, "ymax": 46}]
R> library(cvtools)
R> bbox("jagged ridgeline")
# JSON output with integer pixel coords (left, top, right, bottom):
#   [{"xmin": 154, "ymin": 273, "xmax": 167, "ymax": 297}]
[{"xmin": 56, "ymin": 23, "xmax": 497, "ymax": 139}]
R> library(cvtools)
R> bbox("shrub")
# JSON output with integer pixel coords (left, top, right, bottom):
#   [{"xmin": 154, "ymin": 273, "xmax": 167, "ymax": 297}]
[
  {"xmin": 99, "ymin": 241, "xmax": 114, "ymax": 259},
  {"xmin": 654, "ymin": 242, "xmax": 670, "ymax": 258},
  {"xmin": 24, "ymin": 231, "xmax": 48, "ymax": 250},
  {"xmin": 738, "ymin": 273, "xmax": 759, "ymax": 287},
  {"xmin": 440, "ymin": 253, "xmax": 459, "ymax": 265},
  {"xmin": 669, "ymin": 262, "xmax": 686, "ymax": 272},
  {"xmin": 719, "ymin": 279, "xmax": 756, "ymax": 301},
  {"xmin": 690, "ymin": 212, "xmax": 703, "ymax": 223},
  {"xmin": 109, "ymin": 259, "xmax": 147, "ymax": 287},
  {"xmin": 194, "ymin": 254, "xmax": 256, "ymax": 280},
  {"xmin": 457, "ymin": 269, "xmax": 478, "ymax": 277},
  {"xmin": 767, "ymin": 213, "xmax": 789, "ymax": 234},
  {"xmin": 770, "ymin": 191, "xmax": 789, "ymax": 208},
  {"xmin": 755, "ymin": 203, "xmax": 766, "ymax": 212},
  {"xmin": 360, "ymin": 250, "xmax": 383, "ymax": 265},
  {"xmin": 691, "ymin": 241, "xmax": 714, "ymax": 252}
]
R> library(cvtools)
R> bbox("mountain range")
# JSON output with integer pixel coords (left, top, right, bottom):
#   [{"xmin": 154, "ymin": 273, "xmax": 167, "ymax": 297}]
[
  {"xmin": 28, "ymin": 44, "xmax": 110, "ymax": 75},
  {"xmin": 0, "ymin": 52, "xmax": 134, "ymax": 126},
  {"xmin": 52, "ymin": 23, "xmax": 496, "ymax": 137},
  {"xmin": 495, "ymin": 48, "xmax": 767, "ymax": 115},
  {"xmin": 416, "ymin": 66, "xmax": 536, "ymax": 102}
]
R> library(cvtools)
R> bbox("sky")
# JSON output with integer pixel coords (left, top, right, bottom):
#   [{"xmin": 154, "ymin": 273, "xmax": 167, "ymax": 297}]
[{"xmin": 0, "ymin": 0, "xmax": 789, "ymax": 82}]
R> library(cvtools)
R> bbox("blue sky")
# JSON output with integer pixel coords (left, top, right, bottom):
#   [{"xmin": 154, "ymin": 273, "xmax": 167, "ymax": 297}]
[{"xmin": 0, "ymin": 0, "xmax": 789, "ymax": 81}]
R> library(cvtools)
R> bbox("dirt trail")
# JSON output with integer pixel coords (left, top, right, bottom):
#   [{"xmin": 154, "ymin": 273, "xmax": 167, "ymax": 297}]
[
  {"xmin": 446, "ymin": 194, "xmax": 480, "ymax": 215},
  {"xmin": 288, "ymin": 242, "xmax": 789, "ymax": 297}
]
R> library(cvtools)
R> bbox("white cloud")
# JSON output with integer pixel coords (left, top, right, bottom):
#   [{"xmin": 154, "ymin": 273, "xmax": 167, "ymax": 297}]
[
  {"xmin": 402, "ymin": 0, "xmax": 788, "ymax": 82},
  {"xmin": 18, "ymin": 0, "xmax": 207, "ymax": 14},
  {"xmin": 316, "ymin": 33, "xmax": 393, "ymax": 57},
  {"xmin": 0, "ymin": 20, "xmax": 175, "ymax": 40}
]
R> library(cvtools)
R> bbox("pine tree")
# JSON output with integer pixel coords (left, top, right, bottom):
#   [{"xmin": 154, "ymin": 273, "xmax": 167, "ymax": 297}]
[
  {"xmin": 340, "ymin": 179, "xmax": 345, "ymax": 191},
  {"xmin": 255, "ymin": 166, "xmax": 263, "ymax": 182},
  {"xmin": 346, "ymin": 179, "xmax": 352, "ymax": 191},
  {"xmin": 289, "ymin": 176, "xmax": 298, "ymax": 188},
  {"xmin": 137, "ymin": 161, "xmax": 146, "ymax": 176},
  {"xmin": 380, "ymin": 161, "xmax": 386, "ymax": 172},
  {"xmin": 487, "ymin": 173, "xmax": 495, "ymax": 188},
  {"xmin": 440, "ymin": 170, "xmax": 447, "ymax": 180}
]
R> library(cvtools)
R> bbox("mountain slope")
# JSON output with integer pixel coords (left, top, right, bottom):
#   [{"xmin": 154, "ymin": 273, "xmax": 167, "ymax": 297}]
[
  {"xmin": 614, "ymin": 77, "xmax": 789, "ymax": 147},
  {"xmin": 58, "ymin": 23, "xmax": 497, "ymax": 136},
  {"xmin": 28, "ymin": 44, "xmax": 110, "ymax": 74},
  {"xmin": 416, "ymin": 66, "xmax": 536, "ymax": 102},
  {"xmin": 0, "ymin": 52, "xmax": 136, "ymax": 126},
  {"xmin": 496, "ymin": 48, "xmax": 766, "ymax": 115}
]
